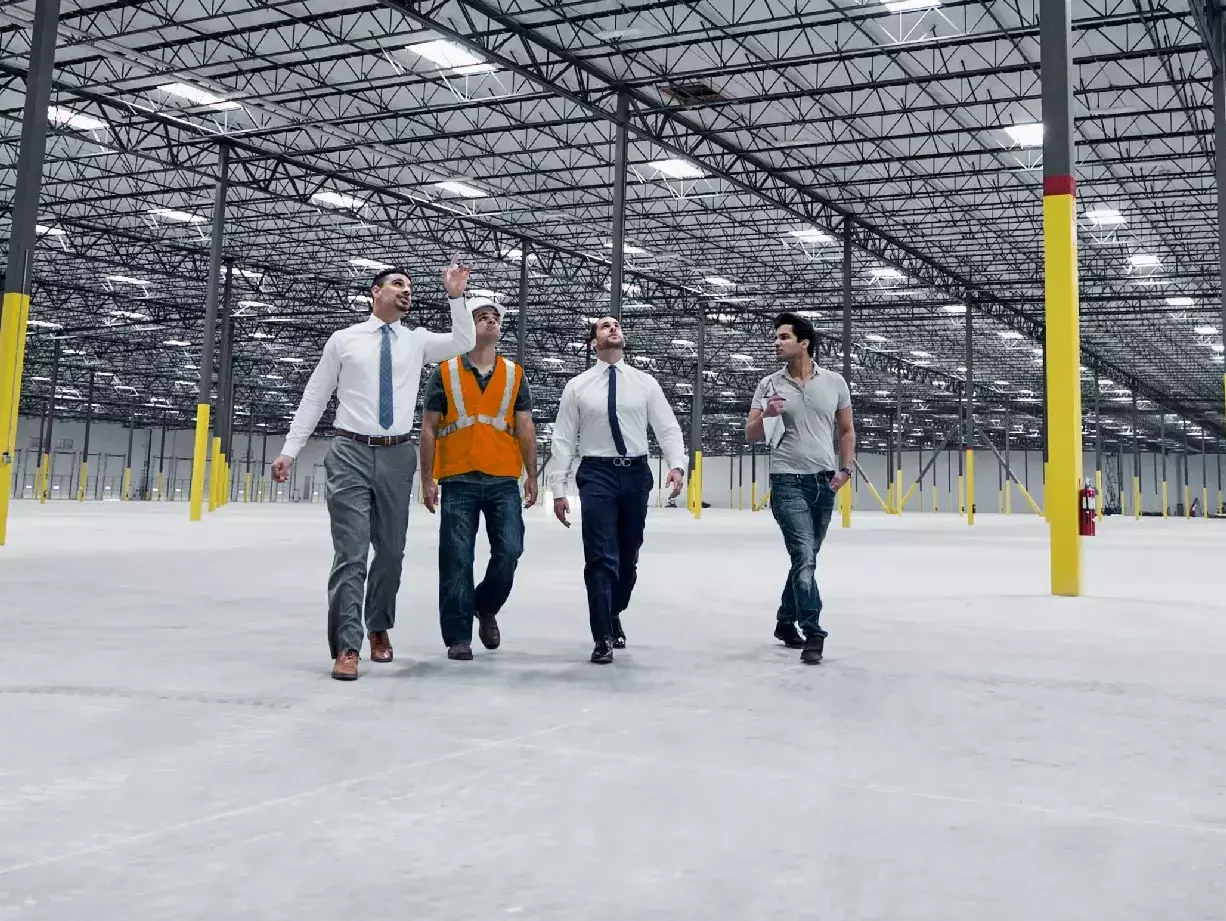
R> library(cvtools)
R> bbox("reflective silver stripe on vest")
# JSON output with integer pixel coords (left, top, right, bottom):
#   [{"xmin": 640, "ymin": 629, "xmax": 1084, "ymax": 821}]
[{"xmin": 438, "ymin": 357, "xmax": 518, "ymax": 438}]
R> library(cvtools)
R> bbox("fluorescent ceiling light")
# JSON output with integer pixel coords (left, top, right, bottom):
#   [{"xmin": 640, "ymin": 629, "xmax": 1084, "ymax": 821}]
[
  {"xmin": 47, "ymin": 106, "xmax": 107, "ymax": 132},
  {"xmin": 730, "ymin": 353, "xmax": 753, "ymax": 361},
  {"xmin": 1167, "ymin": 297, "xmax": 1196, "ymax": 308},
  {"xmin": 435, "ymin": 179, "xmax": 487, "ymax": 198},
  {"xmin": 605, "ymin": 241, "xmax": 650, "ymax": 256},
  {"xmin": 238, "ymin": 300, "xmax": 273, "ymax": 310},
  {"xmin": 994, "ymin": 380, "xmax": 1010, "ymax": 386},
  {"xmin": 1213, "ymin": 343, "xmax": 1226, "ymax": 353},
  {"xmin": 997, "ymin": 330, "xmax": 1024, "ymax": 339},
  {"xmin": 704, "ymin": 276, "xmax": 735, "ymax": 287},
  {"xmin": 159, "ymin": 81, "xmax": 240, "ymax": 110},
  {"xmin": 1004, "ymin": 121, "xmax": 1044, "ymax": 148},
  {"xmin": 27, "ymin": 319, "xmax": 62, "ymax": 329},
  {"xmin": 869, "ymin": 266, "xmax": 904, "ymax": 280},
  {"xmin": 251, "ymin": 331, "xmax": 272, "ymax": 340},
  {"xmin": 106, "ymin": 275, "xmax": 149, "ymax": 286},
  {"xmin": 275, "ymin": 357, "xmax": 304, "ymax": 364},
  {"xmin": 1084, "ymin": 207, "xmax": 1125, "ymax": 227},
  {"xmin": 468, "ymin": 288, "xmax": 504, "ymax": 299},
  {"xmin": 149, "ymin": 208, "xmax": 203, "ymax": 224},
  {"xmin": 940, "ymin": 304, "xmax": 966, "ymax": 314},
  {"xmin": 109, "ymin": 309, "xmax": 152, "ymax": 321},
  {"xmin": 647, "ymin": 158, "xmax": 707, "ymax": 180},
  {"xmin": 502, "ymin": 247, "xmax": 539, "ymax": 263},
  {"xmin": 407, "ymin": 39, "xmax": 496, "ymax": 75},
  {"xmin": 788, "ymin": 228, "xmax": 833, "ymax": 244},
  {"xmin": 910, "ymin": 350, "xmax": 932, "ymax": 358},
  {"xmin": 35, "ymin": 224, "xmax": 66, "ymax": 237},
  {"xmin": 162, "ymin": 339, "xmax": 190, "ymax": 347},
  {"xmin": 881, "ymin": 0, "xmax": 942, "ymax": 11},
  {"xmin": 865, "ymin": 334, "xmax": 888, "ymax": 343},
  {"xmin": 1129, "ymin": 253, "xmax": 1160, "ymax": 267},
  {"xmin": 311, "ymin": 191, "xmax": 365, "ymax": 210},
  {"xmin": 348, "ymin": 295, "xmax": 373, "ymax": 304},
  {"xmin": 1194, "ymin": 325, "xmax": 1218, "ymax": 335},
  {"xmin": 349, "ymin": 257, "xmax": 394, "ymax": 270}
]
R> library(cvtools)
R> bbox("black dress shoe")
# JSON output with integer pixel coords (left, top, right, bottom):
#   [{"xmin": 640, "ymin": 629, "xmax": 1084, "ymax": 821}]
[
  {"xmin": 477, "ymin": 613, "xmax": 501, "ymax": 650},
  {"xmin": 611, "ymin": 616, "xmax": 626, "ymax": 649},
  {"xmin": 774, "ymin": 622, "xmax": 805, "ymax": 649},
  {"xmin": 590, "ymin": 641, "xmax": 614, "ymax": 664},
  {"xmin": 800, "ymin": 635, "xmax": 825, "ymax": 665},
  {"xmin": 448, "ymin": 643, "xmax": 474, "ymax": 661}
]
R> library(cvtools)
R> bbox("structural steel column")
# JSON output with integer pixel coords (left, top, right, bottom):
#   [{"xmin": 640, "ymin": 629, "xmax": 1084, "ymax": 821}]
[
  {"xmin": 0, "ymin": 0, "xmax": 61, "ymax": 541},
  {"xmin": 1215, "ymin": 14, "xmax": 1226, "ymax": 444},
  {"xmin": 965, "ymin": 300, "xmax": 975, "ymax": 525},
  {"xmin": 689, "ymin": 305, "xmax": 704, "ymax": 519},
  {"xmin": 516, "ymin": 240, "xmax": 529, "ymax": 367},
  {"xmin": 191, "ymin": 143, "xmax": 229, "ymax": 521},
  {"xmin": 1004, "ymin": 402, "xmax": 1013, "ymax": 515},
  {"xmin": 157, "ymin": 414, "xmax": 167, "ymax": 500},
  {"xmin": 608, "ymin": 94, "xmax": 630, "ymax": 322},
  {"xmin": 1093, "ymin": 367, "xmax": 1102, "ymax": 518},
  {"xmin": 216, "ymin": 262, "xmax": 235, "ymax": 508},
  {"xmin": 1184, "ymin": 421, "xmax": 1191, "ymax": 518},
  {"xmin": 141, "ymin": 424, "xmax": 153, "ymax": 500},
  {"xmin": 1131, "ymin": 392, "xmax": 1141, "ymax": 518},
  {"xmin": 840, "ymin": 221, "xmax": 853, "ymax": 527},
  {"xmin": 894, "ymin": 365, "xmax": 903, "ymax": 513},
  {"xmin": 244, "ymin": 408, "xmax": 254, "ymax": 502},
  {"xmin": 1160, "ymin": 411, "xmax": 1168, "ymax": 517},
  {"xmin": 123, "ymin": 410, "xmax": 135, "ymax": 501},
  {"xmin": 40, "ymin": 339, "xmax": 60, "ymax": 503},
  {"xmin": 1041, "ymin": 0, "xmax": 1083, "ymax": 594},
  {"xmin": 79, "ymin": 371, "xmax": 95, "ymax": 501}
]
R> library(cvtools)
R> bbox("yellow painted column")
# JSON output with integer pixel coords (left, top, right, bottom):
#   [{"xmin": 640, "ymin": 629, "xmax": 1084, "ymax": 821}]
[
  {"xmin": 244, "ymin": 471, "xmax": 252, "ymax": 503},
  {"xmin": 1185, "ymin": 483, "xmax": 1191, "ymax": 519},
  {"xmin": 122, "ymin": 467, "xmax": 132, "ymax": 501},
  {"xmin": 0, "ymin": 292, "xmax": 32, "ymax": 544},
  {"xmin": 156, "ymin": 471, "xmax": 164, "ymax": 501},
  {"xmin": 188, "ymin": 406, "xmax": 212, "ymax": 521},
  {"xmin": 209, "ymin": 437, "xmax": 222, "ymax": 512},
  {"xmin": 1202, "ymin": 486, "xmax": 1208, "ymax": 519},
  {"xmin": 1134, "ymin": 477, "xmax": 1141, "ymax": 520},
  {"xmin": 1042, "ymin": 172, "xmax": 1083, "ymax": 595},
  {"xmin": 691, "ymin": 452, "xmax": 703, "ymax": 520},
  {"xmin": 1006, "ymin": 481, "xmax": 1013, "ymax": 516},
  {"xmin": 39, "ymin": 452, "xmax": 50, "ymax": 503},
  {"xmin": 1161, "ymin": 481, "xmax": 1168, "ymax": 519},
  {"xmin": 966, "ymin": 449, "xmax": 975, "ymax": 526},
  {"xmin": 78, "ymin": 461, "xmax": 88, "ymax": 502},
  {"xmin": 1094, "ymin": 469, "xmax": 1102, "ymax": 520}
]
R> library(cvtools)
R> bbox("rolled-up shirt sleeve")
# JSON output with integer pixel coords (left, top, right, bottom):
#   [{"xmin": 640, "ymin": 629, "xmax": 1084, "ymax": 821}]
[
  {"xmin": 548, "ymin": 381, "xmax": 580, "ymax": 496},
  {"xmin": 280, "ymin": 332, "xmax": 341, "ymax": 459},
  {"xmin": 647, "ymin": 376, "xmax": 688, "ymax": 473}
]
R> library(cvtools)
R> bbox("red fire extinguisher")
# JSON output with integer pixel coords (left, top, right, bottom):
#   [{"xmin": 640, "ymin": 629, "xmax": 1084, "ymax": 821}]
[{"xmin": 1079, "ymin": 484, "xmax": 1096, "ymax": 537}]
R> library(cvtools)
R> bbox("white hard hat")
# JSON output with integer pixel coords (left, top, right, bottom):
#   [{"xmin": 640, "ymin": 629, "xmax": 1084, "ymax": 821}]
[{"xmin": 468, "ymin": 296, "xmax": 504, "ymax": 321}]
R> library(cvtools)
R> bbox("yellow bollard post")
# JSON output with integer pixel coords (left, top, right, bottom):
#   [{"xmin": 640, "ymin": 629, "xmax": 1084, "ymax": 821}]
[
  {"xmin": 244, "ymin": 471, "xmax": 252, "ymax": 503},
  {"xmin": 0, "ymin": 291, "xmax": 34, "ymax": 544},
  {"xmin": 122, "ymin": 467, "xmax": 132, "ymax": 501},
  {"xmin": 1006, "ymin": 480, "xmax": 1013, "ymax": 516},
  {"xmin": 78, "ymin": 460, "xmax": 88, "ymax": 502},
  {"xmin": 692, "ymin": 452, "xmax": 703, "ymax": 520},
  {"xmin": 1161, "ymin": 481, "xmax": 1168, "ymax": 519},
  {"xmin": 209, "ymin": 437, "xmax": 222, "ymax": 512},
  {"xmin": 188, "ymin": 406, "xmax": 212, "ymax": 521},
  {"xmin": 1185, "ymin": 483, "xmax": 1191, "ymax": 519},
  {"xmin": 840, "ymin": 479, "xmax": 851, "ymax": 528},
  {"xmin": 39, "ymin": 452, "xmax": 50, "ymax": 503},
  {"xmin": 156, "ymin": 471, "xmax": 164, "ymax": 501},
  {"xmin": 1134, "ymin": 476, "xmax": 1141, "ymax": 520},
  {"xmin": 966, "ymin": 449, "xmax": 975, "ymax": 526}
]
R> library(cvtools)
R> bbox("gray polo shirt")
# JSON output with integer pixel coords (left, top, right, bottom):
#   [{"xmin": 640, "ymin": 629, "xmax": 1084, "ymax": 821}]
[{"xmin": 752, "ymin": 362, "xmax": 850, "ymax": 474}]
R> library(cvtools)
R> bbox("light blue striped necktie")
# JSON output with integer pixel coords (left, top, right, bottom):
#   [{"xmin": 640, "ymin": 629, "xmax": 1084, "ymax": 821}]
[{"xmin": 378, "ymin": 325, "xmax": 394, "ymax": 430}]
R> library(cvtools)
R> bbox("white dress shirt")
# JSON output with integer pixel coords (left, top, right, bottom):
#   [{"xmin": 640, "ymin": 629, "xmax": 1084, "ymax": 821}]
[
  {"xmin": 548, "ymin": 357, "xmax": 688, "ymax": 494},
  {"xmin": 279, "ymin": 296, "xmax": 476, "ymax": 458}
]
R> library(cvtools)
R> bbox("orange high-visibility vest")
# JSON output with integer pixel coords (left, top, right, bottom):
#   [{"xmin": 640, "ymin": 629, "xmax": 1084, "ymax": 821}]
[{"xmin": 434, "ymin": 356, "xmax": 525, "ymax": 480}]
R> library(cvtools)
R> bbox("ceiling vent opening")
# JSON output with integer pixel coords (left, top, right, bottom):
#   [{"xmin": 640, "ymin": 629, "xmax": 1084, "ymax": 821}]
[{"xmin": 660, "ymin": 81, "xmax": 726, "ymax": 106}]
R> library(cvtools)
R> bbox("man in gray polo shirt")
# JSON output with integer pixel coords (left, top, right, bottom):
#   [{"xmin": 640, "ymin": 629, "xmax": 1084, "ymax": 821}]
[{"xmin": 746, "ymin": 311, "xmax": 856, "ymax": 664}]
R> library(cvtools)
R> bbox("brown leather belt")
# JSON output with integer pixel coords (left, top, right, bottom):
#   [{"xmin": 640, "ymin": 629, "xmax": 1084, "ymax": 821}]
[{"xmin": 334, "ymin": 429, "xmax": 414, "ymax": 447}]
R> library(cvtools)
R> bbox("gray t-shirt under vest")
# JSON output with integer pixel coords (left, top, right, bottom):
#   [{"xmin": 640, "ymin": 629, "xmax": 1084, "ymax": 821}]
[{"xmin": 751, "ymin": 362, "xmax": 851, "ymax": 475}]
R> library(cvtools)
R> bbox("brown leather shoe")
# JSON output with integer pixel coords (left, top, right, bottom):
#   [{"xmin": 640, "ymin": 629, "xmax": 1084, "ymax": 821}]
[
  {"xmin": 447, "ymin": 643, "xmax": 473, "ymax": 661},
  {"xmin": 331, "ymin": 650, "xmax": 359, "ymax": 681},
  {"xmin": 477, "ymin": 614, "xmax": 500, "ymax": 650},
  {"xmin": 368, "ymin": 630, "xmax": 393, "ymax": 663}
]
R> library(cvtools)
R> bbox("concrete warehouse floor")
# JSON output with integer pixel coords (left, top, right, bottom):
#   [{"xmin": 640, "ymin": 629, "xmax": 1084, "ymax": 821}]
[{"xmin": 1, "ymin": 504, "xmax": 1224, "ymax": 920}]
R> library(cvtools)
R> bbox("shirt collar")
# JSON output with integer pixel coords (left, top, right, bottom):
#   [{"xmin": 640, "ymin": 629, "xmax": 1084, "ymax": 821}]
[
  {"xmin": 781, "ymin": 360, "xmax": 818, "ymax": 384},
  {"xmin": 595, "ymin": 356, "xmax": 625, "ymax": 371},
  {"xmin": 362, "ymin": 315, "xmax": 401, "ymax": 336}
]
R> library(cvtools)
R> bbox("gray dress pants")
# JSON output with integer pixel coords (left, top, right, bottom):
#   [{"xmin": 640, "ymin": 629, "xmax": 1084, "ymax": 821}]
[{"xmin": 324, "ymin": 436, "xmax": 417, "ymax": 657}]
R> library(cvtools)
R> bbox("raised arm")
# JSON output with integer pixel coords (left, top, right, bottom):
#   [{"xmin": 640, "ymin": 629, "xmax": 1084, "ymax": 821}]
[{"xmin": 419, "ymin": 257, "xmax": 477, "ymax": 364}]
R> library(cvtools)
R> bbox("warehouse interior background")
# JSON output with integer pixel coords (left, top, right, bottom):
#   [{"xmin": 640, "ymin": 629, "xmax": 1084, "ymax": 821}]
[{"xmin": 2, "ymin": 0, "xmax": 1225, "ymax": 918}]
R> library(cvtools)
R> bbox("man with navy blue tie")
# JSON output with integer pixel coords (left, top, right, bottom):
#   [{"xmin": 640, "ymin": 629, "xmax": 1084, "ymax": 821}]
[
  {"xmin": 550, "ymin": 316, "xmax": 687, "ymax": 663},
  {"xmin": 272, "ymin": 258, "xmax": 476, "ymax": 680}
]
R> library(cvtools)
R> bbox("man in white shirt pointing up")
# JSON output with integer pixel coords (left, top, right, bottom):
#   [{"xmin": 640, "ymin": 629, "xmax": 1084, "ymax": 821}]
[
  {"xmin": 550, "ymin": 316, "xmax": 687, "ymax": 663},
  {"xmin": 272, "ymin": 258, "xmax": 476, "ymax": 680}
]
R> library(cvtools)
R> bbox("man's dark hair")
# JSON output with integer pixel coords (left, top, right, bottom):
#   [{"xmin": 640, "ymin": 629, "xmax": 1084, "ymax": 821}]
[
  {"xmin": 774, "ymin": 311, "xmax": 817, "ymax": 358},
  {"xmin": 371, "ymin": 267, "xmax": 412, "ymax": 288}
]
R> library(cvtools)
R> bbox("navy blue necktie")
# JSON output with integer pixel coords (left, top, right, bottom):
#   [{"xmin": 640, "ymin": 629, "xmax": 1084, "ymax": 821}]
[
  {"xmin": 378, "ymin": 325, "xmax": 394, "ymax": 430},
  {"xmin": 607, "ymin": 365, "xmax": 627, "ymax": 456}
]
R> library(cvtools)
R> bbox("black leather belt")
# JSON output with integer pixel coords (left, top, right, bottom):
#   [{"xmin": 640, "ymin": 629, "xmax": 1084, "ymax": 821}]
[
  {"xmin": 335, "ymin": 429, "xmax": 413, "ymax": 447},
  {"xmin": 581, "ymin": 455, "xmax": 648, "ymax": 468}
]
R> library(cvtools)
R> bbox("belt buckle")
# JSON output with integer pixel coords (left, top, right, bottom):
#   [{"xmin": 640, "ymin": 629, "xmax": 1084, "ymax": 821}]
[{"xmin": 613, "ymin": 457, "xmax": 631, "ymax": 468}]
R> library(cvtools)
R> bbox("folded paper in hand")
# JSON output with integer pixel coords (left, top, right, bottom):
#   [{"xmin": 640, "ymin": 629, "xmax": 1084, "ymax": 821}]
[{"xmin": 759, "ymin": 382, "xmax": 785, "ymax": 450}]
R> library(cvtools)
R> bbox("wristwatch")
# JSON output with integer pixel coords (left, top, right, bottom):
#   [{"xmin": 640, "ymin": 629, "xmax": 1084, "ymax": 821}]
[{"xmin": 838, "ymin": 466, "xmax": 852, "ymax": 478}]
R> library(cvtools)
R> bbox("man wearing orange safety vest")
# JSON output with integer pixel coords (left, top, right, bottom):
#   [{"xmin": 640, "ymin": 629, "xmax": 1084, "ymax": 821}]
[{"xmin": 419, "ymin": 297, "xmax": 538, "ymax": 660}]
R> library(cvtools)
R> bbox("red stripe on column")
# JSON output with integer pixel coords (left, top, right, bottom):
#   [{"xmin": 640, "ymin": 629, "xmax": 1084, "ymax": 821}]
[{"xmin": 1043, "ymin": 175, "xmax": 1076, "ymax": 197}]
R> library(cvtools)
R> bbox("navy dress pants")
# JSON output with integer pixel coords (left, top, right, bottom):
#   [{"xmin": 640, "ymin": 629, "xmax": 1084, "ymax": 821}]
[{"xmin": 576, "ymin": 456, "xmax": 651, "ymax": 643}]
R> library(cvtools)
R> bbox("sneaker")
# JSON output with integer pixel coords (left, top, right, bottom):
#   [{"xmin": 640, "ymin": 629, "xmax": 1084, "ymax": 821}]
[
  {"xmin": 800, "ymin": 635, "xmax": 825, "ymax": 665},
  {"xmin": 773, "ymin": 622, "xmax": 805, "ymax": 649}
]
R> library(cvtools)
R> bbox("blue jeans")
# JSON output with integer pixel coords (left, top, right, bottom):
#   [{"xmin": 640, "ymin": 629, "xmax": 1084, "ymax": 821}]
[
  {"xmin": 438, "ymin": 478, "xmax": 525, "ymax": 646},
  {"xmin": 576, "ymin": 457, "xmax": 651, "ymax": 643},
  {"xmin": 769, "ymin": 473, "xmax": 836, "ymax": 638}
]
